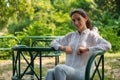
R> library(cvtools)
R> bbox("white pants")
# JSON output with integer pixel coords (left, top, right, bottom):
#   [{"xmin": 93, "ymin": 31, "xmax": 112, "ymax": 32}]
[{"xmin": 44, "ymin": 64, "xmax": 85, "ymax": 80}]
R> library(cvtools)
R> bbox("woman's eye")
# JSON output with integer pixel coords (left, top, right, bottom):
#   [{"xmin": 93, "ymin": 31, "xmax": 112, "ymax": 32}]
[
  {"xmin": 77, "ymin": 18, "xmax": 81, "ymax": 21},
  {"xmin": 72, "ymin": 19, "xmax": 75, "ymax": 22}
]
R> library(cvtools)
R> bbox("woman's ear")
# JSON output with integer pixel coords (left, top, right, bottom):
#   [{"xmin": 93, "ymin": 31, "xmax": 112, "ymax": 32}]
[{"xmin": 85, "ymin": 16, "xmax": 89, "ymax": 21}]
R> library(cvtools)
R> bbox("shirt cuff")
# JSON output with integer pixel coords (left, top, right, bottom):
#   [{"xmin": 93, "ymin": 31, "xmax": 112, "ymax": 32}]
[
  {"xmin": 88, "ymin": 47, "xmax": 95, "ymax": 53},
  {"xmin": 51, "ymin": 44, "xmax": 61, "ymax": 50}
]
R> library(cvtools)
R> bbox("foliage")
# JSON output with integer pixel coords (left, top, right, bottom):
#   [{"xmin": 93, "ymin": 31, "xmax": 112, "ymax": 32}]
[
  {"xmin": 94, "ymin": 0, "xmax": 120, "ymax": 17},
  {"xmin": 0, "ymin": 0, "xmax": 34, "ymax": 31},
  {"xmin": 8, "ymin": 17, "xmax": 31, "ymax": 34},
  {"xmin": 91, "ymin": 11, "xmax": 120, "ymax": 52},
  {"xmin": 0, "ymin": 0, "xmax": 120, "ymax": 59},
  {"xmin": 0, "ymin": 34, "xmax": 19, "ymax": 59},
  {"xmin": 100, "ymin": 27, "xmax": 120, "ymax": 53}
]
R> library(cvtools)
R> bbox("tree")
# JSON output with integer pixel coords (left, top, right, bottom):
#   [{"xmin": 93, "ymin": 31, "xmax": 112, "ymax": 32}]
[
  {"xmin": 0, "ymin": 0, "xmax": 34, "ymax": 33},
  {"xmin": 94, "ymin": 0, "xmax": 120, "ymax": 18}
]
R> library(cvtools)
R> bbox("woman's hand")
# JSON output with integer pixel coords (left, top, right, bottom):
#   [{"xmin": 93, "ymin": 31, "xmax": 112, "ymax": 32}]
[
  {"xmin": 59, "ymin": 46, "xmax": 72, "ymax": 54},
  {"xmin": 77, "ymin": 47, "xmax": 89, "ymax": 55}
]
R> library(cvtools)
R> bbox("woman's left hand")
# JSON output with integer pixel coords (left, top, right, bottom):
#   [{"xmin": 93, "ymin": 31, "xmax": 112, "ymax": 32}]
[{"xmin": 77, "ymin": 47, "xmax": 89, "ymax": 55}]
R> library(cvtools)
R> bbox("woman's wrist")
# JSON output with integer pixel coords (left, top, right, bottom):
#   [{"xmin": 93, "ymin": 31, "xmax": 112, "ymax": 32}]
[
  {"xmin": 86, "ymin": 48, "xmax": 89, "ymax": 51},
  {"xmin": 59, "ymin": 46, "xmax": 66, "ymax": 51}
]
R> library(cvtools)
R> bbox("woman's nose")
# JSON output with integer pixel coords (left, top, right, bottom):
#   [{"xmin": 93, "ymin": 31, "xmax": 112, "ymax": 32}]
[{"xmin": 74, "ymin": 20, "xmax": 79, "ymax": 25}]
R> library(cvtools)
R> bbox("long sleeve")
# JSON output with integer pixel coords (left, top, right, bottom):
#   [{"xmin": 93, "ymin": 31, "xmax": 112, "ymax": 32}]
[
  {"xmin": 88, "ymin": 32, "xmax": 111, "ymax": 52},
  {"xmin": 50, "ymin": 33, "xmax": 73, "ymax": 50}
]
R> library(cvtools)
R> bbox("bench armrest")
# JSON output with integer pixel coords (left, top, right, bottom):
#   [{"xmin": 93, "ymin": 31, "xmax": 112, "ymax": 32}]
[{"xmin": 85, "ymin": 50, "xmax": 105, "ymax": 80}]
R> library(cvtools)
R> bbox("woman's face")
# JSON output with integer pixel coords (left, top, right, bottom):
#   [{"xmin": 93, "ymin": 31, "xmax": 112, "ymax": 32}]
[{"xmin": 71, "ymin": 13, "xmax": 87, "ymax": 32}]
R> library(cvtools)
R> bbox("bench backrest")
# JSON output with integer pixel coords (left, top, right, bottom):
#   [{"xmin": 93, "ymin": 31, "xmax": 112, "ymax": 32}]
[
  {"xmin": 20, "ymin": 36, "xmax": 62, "ymax": 47},
  {"xmin": 85, "ymin": 50, "xmax": 105, "ymax": 80},
  {"xmin": 0, "ymin": 36, "xmax": 20, "ymax": 59},
  {"xmin": 0, "ymin": 36, "xmax": 20, "ymax": 51}
]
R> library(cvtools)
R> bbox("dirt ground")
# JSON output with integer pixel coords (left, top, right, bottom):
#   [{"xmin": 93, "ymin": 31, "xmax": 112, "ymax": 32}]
[
  {"xmin": 0, "ymin": 54, "xmax": 120, "ymax": 80},
  {"xmin": 0, "ymin": 55, "xmax": 65, "ymax": 80}
]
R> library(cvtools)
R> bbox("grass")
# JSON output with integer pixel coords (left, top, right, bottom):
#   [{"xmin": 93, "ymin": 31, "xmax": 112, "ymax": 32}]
[
  {"xmin": 92, "ymin": 53, "xmax": 120, "ymax": 80},
  {"xmin": 104, "ymin": 53, "xmax": 120, "ymax": 80},
  {"xmin": 0, "ymin": 53, "xmax": 120, "ymax": 80}
]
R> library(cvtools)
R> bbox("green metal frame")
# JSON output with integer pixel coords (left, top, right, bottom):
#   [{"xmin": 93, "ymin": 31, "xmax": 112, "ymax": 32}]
[
  {"xmin": 20, "ymin": 36, "xmax": 62, "ymax": 47},
  {"xmin": 12, "ymin": 45, "xmax": 57, "ymax": 80},
  {"xmin": 20, "ymin": 36, "xmax": 62, "ymax": 65},
  {"xmin": 85, "ymin": 51, "xmax": 105, "ymax": 80},
  {"xmin": 20, "ymin": 36, "xmax": 62, "ymax": 79},
  {"xmin": 31, "ymin": 39, "xmax": 61, "ymax": 65},
  {"xmin": 12, "ymin": 45, "xmax": 105, "ymax": 80},
  {"xmin": 0, "ymin": 36, "xmax": 20, "ymax": 51}
]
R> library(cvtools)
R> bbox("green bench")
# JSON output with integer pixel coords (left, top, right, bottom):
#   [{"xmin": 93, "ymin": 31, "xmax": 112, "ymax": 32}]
[
  {"xmin": 0, "ymin": 36, "xmax": 20, "ymax": 50},
  {"xmin": 20, "ymin": 36, "xmax": 61, "ymax": 47},
  {"xmin": 85, "ymin": 50, "xmax": 105, "ymax": 80},
  {"xmin": 12, "ymin": 45, "xmax": 58, "ymax": 80},
  {"xmin": 0, "ymin": 36, "xmax": 20, "ymax": 58},
  {"xmin": 20, "ymin": 36, "xmax": 62, "ymax": 65},
  {"xmin": 12, "ymin": 36, "xmax": 62, "ymax": 79},
  {"xmin": 12, "ymin": 45, "xmax": 105, "ymax": 80},
  {"xmin": 31, "ymin": 39, "xmax": 61, "ymax": 65}
]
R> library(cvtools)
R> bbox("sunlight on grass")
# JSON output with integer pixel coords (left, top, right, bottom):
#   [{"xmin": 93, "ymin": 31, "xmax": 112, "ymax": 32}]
[{"xmin": 105, "ymin": 52, "xmax": 120, "ymax": 58}]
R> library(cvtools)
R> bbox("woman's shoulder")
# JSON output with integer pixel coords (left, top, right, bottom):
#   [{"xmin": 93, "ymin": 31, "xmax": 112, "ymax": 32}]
[
  {"xmin": 91, "ymin": 27, "xmax": 99, "ymax": 33},
  {"xmin": 88, "ymin": 29, "xmax": 102, "ymax": 38},
  {"xmin": 66, "ymin": 31, "xmax": 77, "ymax": 36},
  {"xmin": 63, "ymin": 32, "xmax": 77, "ymax": 39}
]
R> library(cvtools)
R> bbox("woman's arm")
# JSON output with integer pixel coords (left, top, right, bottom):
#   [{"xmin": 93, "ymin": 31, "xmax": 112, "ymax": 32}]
[
  {"xmin": 88, "ymin": 32, "xmax": 111, "ymax": 52},
  {"xmin": 50, "ymin": 33, "xmax": 72, "ymax": 50},
  {"xmin": 50, "ymin": 33, "xmax": 73, "ymax": 54}
]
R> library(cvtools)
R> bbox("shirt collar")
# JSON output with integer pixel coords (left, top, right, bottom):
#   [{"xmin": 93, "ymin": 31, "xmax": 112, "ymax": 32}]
[{"xmin": 77, "ymin": 29, "xmax": 90, "ymax": 35}]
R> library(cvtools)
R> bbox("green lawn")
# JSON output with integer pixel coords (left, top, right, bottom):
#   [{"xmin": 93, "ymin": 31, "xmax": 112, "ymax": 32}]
[{"xmin": 104, "ymin": 53, "xmax": 120, "ymax": 80}]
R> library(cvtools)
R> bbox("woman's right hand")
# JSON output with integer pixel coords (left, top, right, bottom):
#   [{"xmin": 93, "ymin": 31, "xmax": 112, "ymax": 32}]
[
  {"xmin": 77, "ymin": 47, "xmax": 89, "ymax": 55},
  {"xmin": 59, "ymin": 46, "xmax": 72, "ymax": 54}
]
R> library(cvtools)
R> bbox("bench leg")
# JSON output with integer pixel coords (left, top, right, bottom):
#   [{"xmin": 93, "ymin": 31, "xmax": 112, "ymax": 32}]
[{"xmin": 55, "ymin": 56, "xmax": 59, "ymax": 65}]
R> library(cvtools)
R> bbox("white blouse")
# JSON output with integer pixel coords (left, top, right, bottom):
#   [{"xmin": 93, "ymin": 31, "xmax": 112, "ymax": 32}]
[{"xmin": 51, "ymin": 29, "xmax": 111, "ymax": 70}]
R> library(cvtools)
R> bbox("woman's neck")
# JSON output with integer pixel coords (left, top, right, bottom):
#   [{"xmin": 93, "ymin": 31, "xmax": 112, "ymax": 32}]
[{"xmin": 78, "ymin": 27, "xmax": 87, "ymax": 34}]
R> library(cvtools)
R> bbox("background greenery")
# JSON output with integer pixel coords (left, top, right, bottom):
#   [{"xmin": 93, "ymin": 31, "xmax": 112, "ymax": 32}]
[{"xmin": 0, "ymin": 0, "xmax": 120, "ymax": 58}]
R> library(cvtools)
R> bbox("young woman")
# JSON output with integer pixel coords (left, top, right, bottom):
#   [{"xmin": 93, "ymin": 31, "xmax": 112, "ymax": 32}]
[{"xmin": 44, "ymin": 8, "xmax": 111, "ymax": 80}]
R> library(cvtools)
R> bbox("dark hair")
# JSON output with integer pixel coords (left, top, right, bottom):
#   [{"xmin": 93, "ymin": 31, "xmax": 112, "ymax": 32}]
[{"xmin": 70, "ymin": 8, "xmax": 92, "ymax": 30}]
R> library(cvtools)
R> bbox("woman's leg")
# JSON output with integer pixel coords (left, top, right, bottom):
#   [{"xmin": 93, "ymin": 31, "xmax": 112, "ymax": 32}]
[
  {"xmin": 44, "ymin": 69, "xmax": 55, "ymax": 80},
  {"xmin": 54, "ymin": 64, "xmax": 85, "ymax": 80},
  {"xmin": 54, "ymin": 64, "xmax": 67, "ymax": 80},
  {"xmin": 45, "ymin": 64, "xmax": 85, "ymax": 80}
]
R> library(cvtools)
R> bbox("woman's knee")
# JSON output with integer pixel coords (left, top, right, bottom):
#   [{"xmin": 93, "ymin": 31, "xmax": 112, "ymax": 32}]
[
  {"xmin": 45, "ymin": 69, "xmax": 55, "ymax": 80},
  {"xmin": 48, "ymin": 69, "xmax": 54, "ymax": 73},
  {"xmin": 55, "ymin": 64, "xmax": 62, "ymax": 70},
  {"xmin": 47, "ymin": 69, "xmax": 54, "ymax": 74},
  {"xmin": 55, "ymin": 64, "xmax": 66, "ymax": 72}
]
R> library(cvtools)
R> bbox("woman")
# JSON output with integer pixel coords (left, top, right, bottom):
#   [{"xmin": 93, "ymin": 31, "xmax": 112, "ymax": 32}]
[{"xmin": 44, "ymin": 8, "xmax": 111, "ymax": 80}]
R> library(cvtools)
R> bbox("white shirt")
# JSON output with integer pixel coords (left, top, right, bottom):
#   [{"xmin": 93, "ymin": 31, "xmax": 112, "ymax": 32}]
[{"xmin": 51, "ymin": 29, "xmax": 111, "ymax": 70}]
